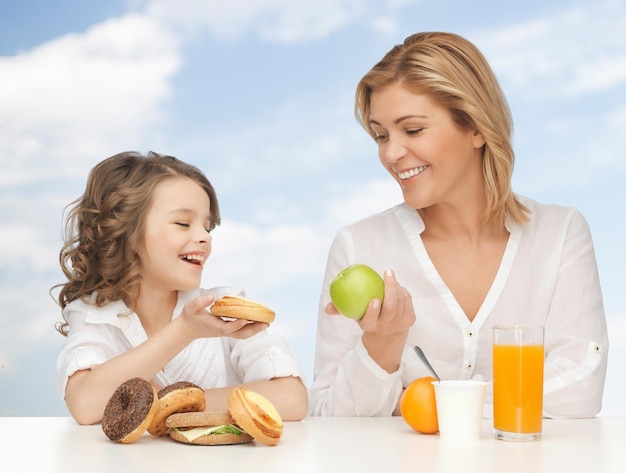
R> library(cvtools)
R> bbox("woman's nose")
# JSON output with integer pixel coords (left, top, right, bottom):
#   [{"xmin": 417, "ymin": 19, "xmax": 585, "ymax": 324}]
[{"xmin": 380, "ymin": 136, "xmax": 406, "ymax": 164}]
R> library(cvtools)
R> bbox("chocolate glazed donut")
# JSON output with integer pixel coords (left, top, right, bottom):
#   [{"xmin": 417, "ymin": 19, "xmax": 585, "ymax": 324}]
[{"xmin": 102, "ymin": 377, "xmax": 159, "ymax": 443}]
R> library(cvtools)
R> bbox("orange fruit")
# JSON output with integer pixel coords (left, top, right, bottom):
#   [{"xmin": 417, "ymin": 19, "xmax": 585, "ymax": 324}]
[{"xmin": 400, "ymin": 376, "xmax": 439, "ymax": 434}]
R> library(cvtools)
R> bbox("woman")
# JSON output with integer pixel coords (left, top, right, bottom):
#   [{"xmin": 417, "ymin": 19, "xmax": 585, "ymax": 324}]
[{"xmin": 309, "ymin": 32, "xmax": 608, "ymax": 418}]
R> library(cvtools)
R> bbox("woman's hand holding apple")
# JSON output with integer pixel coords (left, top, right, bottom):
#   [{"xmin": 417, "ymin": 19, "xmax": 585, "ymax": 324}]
[
  {"xmin": 358, "ymin": 269, "xmax": 415, "ymax": 335},
  {"xmin": 361, "ymin": 269, "xmax": 415, "ymax": 373},
  {"xmin": 328, "ymin": 266, "xmax": 415, "ymax": 373},
  {"xmin": 328, "ymin": 265, "xmax": 415, "ymax": 334}
]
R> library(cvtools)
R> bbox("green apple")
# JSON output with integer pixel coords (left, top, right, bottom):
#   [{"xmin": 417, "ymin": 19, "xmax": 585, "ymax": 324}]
[{"xmin": 329, "ymin": 264, "xmax": 385, "ymax": 320}]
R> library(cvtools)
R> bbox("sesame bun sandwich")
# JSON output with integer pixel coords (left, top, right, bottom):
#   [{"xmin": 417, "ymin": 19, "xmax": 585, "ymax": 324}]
[
  {"xmin": 166, "ymin": 412, "xmax": 253, "ymax": 445},
  {"xmin": 166, "ymin": 388, "xmax": 283, "ymax": 446}
]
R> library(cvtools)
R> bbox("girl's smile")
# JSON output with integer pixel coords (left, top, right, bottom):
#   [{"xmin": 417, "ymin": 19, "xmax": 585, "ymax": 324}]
[{"xmin": 179, "ymin": 251, "xmax": 207, "ymax": 267}]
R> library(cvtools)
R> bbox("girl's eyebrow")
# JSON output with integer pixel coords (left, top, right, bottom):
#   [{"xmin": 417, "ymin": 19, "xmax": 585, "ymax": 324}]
[
  {"xmin": 169, "ymin": 208, "xmax": 212, "ymax": 222},
  {"xmin": 369, "ymin": 114, "xmax": 428, "ymax": 126},
  {"xmin": 168, "ymin": 208, "xmax": 195, "ymax": 215}
]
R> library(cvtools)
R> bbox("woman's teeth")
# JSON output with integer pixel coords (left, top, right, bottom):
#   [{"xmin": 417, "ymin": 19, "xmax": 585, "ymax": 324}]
[{"xmin": 398, "ymin": 165, "xmax": 428, "ymax": 180}]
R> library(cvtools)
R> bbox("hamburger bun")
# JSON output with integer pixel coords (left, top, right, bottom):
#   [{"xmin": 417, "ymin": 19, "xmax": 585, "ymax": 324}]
[
  {"xmin": 148, "ymin": 381, "xmax": 206, "ymax": 436},
  {"xmin": 227, "ymin": 387, "xmax": 283, "ymax": 446},
  {"xmin": 166, "ymin": 411, "xmax": 253, "ymax": 445},
  {"xmin": 211, "ymin": 296, "xmax": 275, "ymax": 324}
]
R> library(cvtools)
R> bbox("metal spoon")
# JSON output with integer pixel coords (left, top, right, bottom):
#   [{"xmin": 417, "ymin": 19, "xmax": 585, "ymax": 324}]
[{"xmin": 413, "ymin": 345, "xmax": 441, "ymax": 382}]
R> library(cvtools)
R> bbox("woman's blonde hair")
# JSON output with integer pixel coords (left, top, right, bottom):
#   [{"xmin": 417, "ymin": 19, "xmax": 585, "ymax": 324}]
[
  {"xmin": 54, "ymin": 151, "xmax": 220, "ymax": 336},
  {"xmin": 355, "ymin": 31, "xmax": 529, "ymax": 225}
]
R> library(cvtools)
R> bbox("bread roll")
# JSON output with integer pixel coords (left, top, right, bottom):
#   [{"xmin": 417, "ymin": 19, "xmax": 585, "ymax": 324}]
[
  {"xmin": 148, "ymin": 381, "xmax": 206, "ymax": 436},
  {"xmin": 211, "ymin": 296, "xmax": 275, "ymax": 324},
  {"xmin": 227, "ymin": 387, "xmax": 283, "ymax": 446}
]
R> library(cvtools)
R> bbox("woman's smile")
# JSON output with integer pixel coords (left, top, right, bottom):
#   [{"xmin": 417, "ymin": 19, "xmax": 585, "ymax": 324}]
[{"xmin": 396, "ymin": 165, "xmax": 430, "ymax": 182}]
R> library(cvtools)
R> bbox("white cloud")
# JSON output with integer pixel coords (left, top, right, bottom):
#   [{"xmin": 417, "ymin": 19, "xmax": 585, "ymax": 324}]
[
  {"xmin": 202, "ymin": 219, "xmax": 329, "ymax": 293},
  {"xmin": 479, "ymin": 1, "xmax": 626, "ymax": 99},
  {"xmin": 0, "ymin": 223, "xmax": 60, "ymax": 273},
  {"xmin": 0, "ymin": 13, "xmax": 181, "ymax": 186},
  {"xmin": 607, "ymin": 104, "xmax": 626, "ymax": 128},
  {"xmin": 0, "ymin": 281, "xmax": 65, "ymax": 373},
  {"xmin": 142, "ymin": 0, "xmax": 368, "ymax": 42},
  {"xmin": 370, "ymin": 16, "xmax": 399, "ymax": 38},
  {"xmin": 566, "ymin": 54, "xmax": 626, "ymax": 96},
  {"xmin": 323, "ymin": 177, "xmax": 402, "ymax": 230}
]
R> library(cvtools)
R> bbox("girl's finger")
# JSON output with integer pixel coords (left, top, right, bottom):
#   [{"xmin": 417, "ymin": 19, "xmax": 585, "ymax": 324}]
[{"xmin": 187, "ymin": 294, "xmax": 215, "ymax": 313}]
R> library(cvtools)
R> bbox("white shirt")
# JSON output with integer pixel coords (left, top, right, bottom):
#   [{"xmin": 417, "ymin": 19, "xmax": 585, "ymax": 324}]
[
  {"xmin": 56, "ymin": 286, "xmax": 305, "ymax": 399},
  {"xmin": 309, "ymin": 197, "xmax": 608, "ymax": 418}
]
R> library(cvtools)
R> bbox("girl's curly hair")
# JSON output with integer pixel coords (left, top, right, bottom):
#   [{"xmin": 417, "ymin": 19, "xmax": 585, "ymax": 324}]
[{"xmin": 53, "ymin": 151, "xmax": 220, "ymax": 336}]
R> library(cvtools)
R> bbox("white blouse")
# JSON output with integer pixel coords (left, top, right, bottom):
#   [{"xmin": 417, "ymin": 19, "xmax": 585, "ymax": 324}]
[
  {"xmin": 56, "ymin": 286, "xmax": 305, "ymax": 400},
  {"xmin": 309, "ymin": 197, "xmax": 608, "ymax": 418}
]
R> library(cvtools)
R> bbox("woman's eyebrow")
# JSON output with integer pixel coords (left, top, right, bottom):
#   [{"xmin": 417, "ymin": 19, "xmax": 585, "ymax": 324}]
[{"xmin": 369, "ymin": 114, "xmax": 428, "ymax": 126}]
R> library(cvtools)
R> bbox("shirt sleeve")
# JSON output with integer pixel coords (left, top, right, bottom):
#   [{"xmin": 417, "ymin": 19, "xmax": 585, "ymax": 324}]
[
  {"xmin": 55, "ymin": 307, "xmax": 127, "ymax": 400},
  {"xmin": 308, "ymin": 228, "xmax": 404, "ymax": 416},
  {"xmin": 227, "ymin": 330, "xmax": 307, "ymax": 384},
  {"xmin": 542, "ymin": 209, "xmax": 609, "ymax": 418}
]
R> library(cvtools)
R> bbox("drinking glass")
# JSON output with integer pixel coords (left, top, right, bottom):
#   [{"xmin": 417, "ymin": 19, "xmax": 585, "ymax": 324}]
[{"xmin": 493, "ymin": 325, "xmax": 544, "ymax": 441}]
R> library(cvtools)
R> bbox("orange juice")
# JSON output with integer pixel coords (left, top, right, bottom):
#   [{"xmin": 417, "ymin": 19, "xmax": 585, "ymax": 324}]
[{"xmin": 493, "ymin": 344, "xmax": 544, "ymax": 434}]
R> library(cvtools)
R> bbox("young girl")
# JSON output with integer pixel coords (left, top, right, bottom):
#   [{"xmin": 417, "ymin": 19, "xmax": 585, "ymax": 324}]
[
  {"xmin": 309, "ymin": 32, "xmax": 608, "ymax": 418},
  {"xmin": 55, "ymin": 151, "xmax": 308, "ymax": 425}
]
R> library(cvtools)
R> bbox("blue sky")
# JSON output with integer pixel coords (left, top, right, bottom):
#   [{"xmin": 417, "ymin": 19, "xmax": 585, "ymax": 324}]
[{"xmin": 1, "ymin": 0, "xmax": 624, "ymax": 417}]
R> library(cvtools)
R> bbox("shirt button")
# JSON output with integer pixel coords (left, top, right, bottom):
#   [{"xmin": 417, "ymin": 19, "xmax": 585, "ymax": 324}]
[{"xmin": 466, "ymin": 331, "xmax": 473, "ymax": 338}]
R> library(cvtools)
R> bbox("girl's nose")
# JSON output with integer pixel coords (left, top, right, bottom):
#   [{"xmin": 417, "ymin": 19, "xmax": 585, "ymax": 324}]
[{"xmin": 196, "ymin": 226, "xmax": 212, "ymax": 244}]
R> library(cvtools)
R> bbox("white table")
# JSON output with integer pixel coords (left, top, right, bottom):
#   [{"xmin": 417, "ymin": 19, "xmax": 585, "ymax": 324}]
[{"xmin": 1, "ymin": 416, "xmax": 624, "ymax": 472}]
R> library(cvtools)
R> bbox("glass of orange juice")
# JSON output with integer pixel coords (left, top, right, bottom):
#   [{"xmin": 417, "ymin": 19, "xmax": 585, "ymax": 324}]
[{"xmin": 493, "ymin": 325, "xmax": 544, "ymax": 441}]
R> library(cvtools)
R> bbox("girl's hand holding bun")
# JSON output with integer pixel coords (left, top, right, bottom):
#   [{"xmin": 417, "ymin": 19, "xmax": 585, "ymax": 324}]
[{"xmin": 175, "ymin": 294, "xmax": 269, "ymax": 342}]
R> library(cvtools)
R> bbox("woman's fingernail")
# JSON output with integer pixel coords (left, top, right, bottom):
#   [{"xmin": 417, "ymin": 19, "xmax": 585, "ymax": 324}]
[{"xmin": 385, "ymin": 269, "xmax": 394, "ymax": 277}]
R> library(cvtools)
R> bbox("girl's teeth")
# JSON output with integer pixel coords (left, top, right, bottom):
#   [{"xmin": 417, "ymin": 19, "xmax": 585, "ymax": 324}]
[{"xmin": 182, "ymin": 254, "xmax": 204, "ymax": 263}]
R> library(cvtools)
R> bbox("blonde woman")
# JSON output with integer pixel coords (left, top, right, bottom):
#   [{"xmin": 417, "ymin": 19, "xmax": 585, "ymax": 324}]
[{"xmin": 310, "ymin": 32, "xmax": 608, "ymax": 418}]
